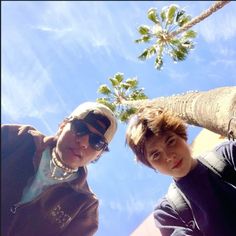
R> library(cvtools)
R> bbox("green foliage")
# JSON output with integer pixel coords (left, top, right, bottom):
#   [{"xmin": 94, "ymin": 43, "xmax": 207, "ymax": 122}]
[
  {"xmin": 184, "ymin": 30, "xmax": 197, "ymax": 38},
  {"xmin": 97, "ymin": 73, "xmax": 148, "ymax": 122},
  {"xmin": 134, "ymin": 35, "xmax": 151, "ymax": 43},
  {"xmin": 178, "ymin": 15, "xmax": 191, "ymax": 27},
  {"xmin": 96, "ymin": 98, "xmax": 116, "ymax": 112},
  {"xmin": 138, "ymin": 49, "xmax": 149, "ymax": 60},
  {"xmin": 167, "ymin": 4, "xmax": 178, "ymax": 25},
  {"xmin": 138, "ymin": 25, "xmax": 150, "ymax": 35},
  {"xmin": 138, "ymin": 46, "xmax": 157, "ymax": 61},
  {"xmin": 98, "ymin": 84, "xmax": 111, "ymax": 95},
  {"xmin": 135, "ymin": 4, "xmax": 197, "ymax": 70},
  {"xmin": 114, "ymin": 73, "xmax": 124, "ymax": 83},
  {"xmin": 126, "ymin": 78, "xmax": 138, "ymax": 88},
  {"xmin": 155, "ymin": 56, "xmax": 163, "ymax": 70},
  {"xmin": 119, "ymin": 107, "xmax": 137, "ymax": 122},
  {"xmin": 147, "ymin": 8, "xmax": 160, "ymax": 24},
  {"xmin": 160, "ymin": 8, "xmax": 166, "ymax": 22},
  {"xmin": 176, "ymin": 10, "xmax": 185, "ymax": 22}
]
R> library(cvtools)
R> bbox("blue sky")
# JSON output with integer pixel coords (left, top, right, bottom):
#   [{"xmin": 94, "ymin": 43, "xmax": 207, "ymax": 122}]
[{"xmin": 2, "ymin": 1, "xmax": 236, "ymax": 236}]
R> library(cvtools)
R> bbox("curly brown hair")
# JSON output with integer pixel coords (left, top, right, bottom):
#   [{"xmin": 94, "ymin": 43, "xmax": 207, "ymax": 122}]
[{"xmin": 126, "ymin": 107, "xmax": 187, "ymax": 169}]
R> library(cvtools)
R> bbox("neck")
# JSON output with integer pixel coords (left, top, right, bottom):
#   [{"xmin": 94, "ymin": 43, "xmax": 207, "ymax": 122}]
[
  {"xmin": 52, "ymin": 149, "xmax": 78, "ymax": 173},
  {"xmin": 190, "ymin": 158, "xmax": 198, "ymax": 171},
  {"xmin": 49, "ymin": 149, "xmax": 78, "ymax": 181}
]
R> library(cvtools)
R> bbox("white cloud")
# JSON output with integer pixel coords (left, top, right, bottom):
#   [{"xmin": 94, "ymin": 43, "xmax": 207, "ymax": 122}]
[
  {"xmin": 2, "ymin": 63, "xmax": 63, "ymax": 122},
  {"xmin": 210, "ymin": 59, "xmax": 236, "ymax": 67},
  {"xmin": 218, "ymin": 47, "xmax": 236, "ymax": 57},
  {"xmin": 195, "ymin": 5, "xmax": 236, "ymax": 42},
  {"xmin": 33, "ymin": 25, "xmax": 73, "ymax": 38},
  {"xmin": 2, "ymin": 29, "xmax": 67, "ymax": 132},
  {"xmin": 100, "ymin": 194, "xmax": 156, "ymax": 218},
  {"xmin": 29, "ymin": 2, "xmax": 139, "ymax": 63},
  {"xmin": 166, "ymin": 68, "xmax": 188, "ymax": 83}
]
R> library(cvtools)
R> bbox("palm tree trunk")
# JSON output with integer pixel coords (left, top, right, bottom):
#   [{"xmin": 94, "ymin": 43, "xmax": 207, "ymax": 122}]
[
  {"xmin": 171, "ymin": 1, "xmax": 231, "ymax": 37},
  {"xmin": 123, "ymin": 86, "xmax": 236, "ymax": 137}
]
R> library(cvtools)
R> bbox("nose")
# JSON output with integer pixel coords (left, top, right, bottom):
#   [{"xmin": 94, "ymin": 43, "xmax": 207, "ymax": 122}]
[
  {"xmin": 76, "ymin": 134, "xmax": 89, "ymax": 149},
  {"xmin": 165, "ymin": 150, "xmax": 177, "ymax": 163}
]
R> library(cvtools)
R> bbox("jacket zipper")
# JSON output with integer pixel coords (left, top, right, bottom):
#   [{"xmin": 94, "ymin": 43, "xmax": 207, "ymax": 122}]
[
  {"xmin": 188, "ymin": 204, "xmax": 200, "ymax": 231},
  {"xmin": 10, "ymin": 202, "xmax": 22, "ymax": 214}
]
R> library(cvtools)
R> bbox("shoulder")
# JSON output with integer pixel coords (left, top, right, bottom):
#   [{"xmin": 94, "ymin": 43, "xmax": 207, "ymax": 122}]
[
  {"xmin": 154, "ymin": 196, "xmax": 178, "ymax": 221},
  {"xmin": 214, "ymin": 140, "xmax": 236, "ymax": 167},
  {"xmin": 154, "ymin": 192, "xmax": 202, "ymax": 235},
  {"xmin": 1, "ymin": 124, "xmax": 49, "ymax": 155},
  {"xmin": 1, "ymin": 124, "xmax": 37, "ymax": 136},
  {"xmin": 1, "ymin": 124, "xmax": 38, "ymax": 146},
  {"xmin": 154, "ymin": 196, "xmax": 194, "ymax": 235},
  {"xmin": 214, "ymin": 140, "xmax": 235, "ymax": 153}
]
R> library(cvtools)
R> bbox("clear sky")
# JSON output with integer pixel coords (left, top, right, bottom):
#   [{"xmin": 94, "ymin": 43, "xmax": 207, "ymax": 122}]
[{"xmin": 2, "ymin": 1, "xmax": 236, "ymax": 236}]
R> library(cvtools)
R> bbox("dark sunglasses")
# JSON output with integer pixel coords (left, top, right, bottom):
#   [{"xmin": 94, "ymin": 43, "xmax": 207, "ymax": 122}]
[{"xmin": 70, "ymin": 119, "xmax": 108, "ymax": 151}]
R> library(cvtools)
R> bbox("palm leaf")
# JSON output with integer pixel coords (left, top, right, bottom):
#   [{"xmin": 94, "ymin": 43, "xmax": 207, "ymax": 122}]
[
  {"xmin": 147, "ymin": 8, "xmax": 160, "ymax": 25},
  {"xmin": 167, "ymin": 4, "xmax": 178, "ymax": 25}
]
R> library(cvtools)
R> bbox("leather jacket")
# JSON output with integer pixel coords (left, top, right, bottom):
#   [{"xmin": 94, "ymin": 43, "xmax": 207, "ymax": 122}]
[{"xmin": 1, "ymin": 124, "xmax": 99, "ymax": 236}]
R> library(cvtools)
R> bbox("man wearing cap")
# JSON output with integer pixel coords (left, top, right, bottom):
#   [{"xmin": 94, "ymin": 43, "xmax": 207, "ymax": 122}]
[{"xmin": 1, "ymin": 102, "xmax": 117, "ymax": 236}]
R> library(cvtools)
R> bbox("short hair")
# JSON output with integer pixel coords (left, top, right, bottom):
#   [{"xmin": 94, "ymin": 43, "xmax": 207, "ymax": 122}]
[{"xmin": 126, "ymin": 107, "xmax": 187, "ymax": 169}]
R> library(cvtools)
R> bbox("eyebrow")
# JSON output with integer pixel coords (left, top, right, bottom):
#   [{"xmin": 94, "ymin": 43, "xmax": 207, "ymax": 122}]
[
  {"xmin": 165, "ymin": 134, "xmax": 174, "ymax": 143},
  {"xmin": 148, "ymin": 134, "xmax": 173, "ymax": 157}
]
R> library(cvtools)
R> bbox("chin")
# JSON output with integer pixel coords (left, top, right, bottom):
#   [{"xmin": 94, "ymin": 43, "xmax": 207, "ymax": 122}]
[{"xmin": 62, "ymin": 157, "xmax": 78, "ymax": 168}]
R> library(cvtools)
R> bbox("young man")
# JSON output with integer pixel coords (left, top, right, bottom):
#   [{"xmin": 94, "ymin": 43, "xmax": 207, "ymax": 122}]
[
  {"xmin": 1, "ymin": 102, "xmax": 117, "ymax": 236},
  {"xmin": 126, "ymin": 107, "xmax": 236, "ymax": 236}
]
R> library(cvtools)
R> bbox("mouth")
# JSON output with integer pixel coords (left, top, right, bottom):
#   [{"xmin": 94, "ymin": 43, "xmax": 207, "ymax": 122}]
[
  {"xmin": 70, "ymin": 148, "xmax": 83, "ymax": 159},
  {"xmin": 171, "ymin": 159, "xmax": 182, "ymax": 169}
]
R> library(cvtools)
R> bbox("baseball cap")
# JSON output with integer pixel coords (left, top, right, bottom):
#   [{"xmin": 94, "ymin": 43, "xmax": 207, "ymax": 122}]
[{"xmin": 68, "ymin": 102, "xmax": 117, "ymax": 143}]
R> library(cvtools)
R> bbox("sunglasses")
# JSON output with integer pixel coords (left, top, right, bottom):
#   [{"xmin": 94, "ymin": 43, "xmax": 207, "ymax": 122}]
[{"xmin": 70, "ymin": 119, "xmax": 108, "ymax": 151}]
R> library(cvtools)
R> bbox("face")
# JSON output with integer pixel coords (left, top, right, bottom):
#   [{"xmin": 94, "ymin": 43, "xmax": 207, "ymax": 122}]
[
  {"xmin": 55, "ymin": 119, "xmax": 107, "ymax": 169},
  {"xmin": 145, "ymin": 131, "xmax": 197, "ymax": 180}
]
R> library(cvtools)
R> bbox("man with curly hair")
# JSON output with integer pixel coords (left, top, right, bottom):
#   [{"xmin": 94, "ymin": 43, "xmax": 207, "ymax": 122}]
[{"xmin": 2, "ymin": 102, "xmax": 117, "ymax": 236}]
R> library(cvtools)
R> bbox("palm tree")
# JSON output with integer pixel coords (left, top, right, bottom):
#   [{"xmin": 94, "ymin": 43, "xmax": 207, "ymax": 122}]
[
  {"xmin": 97, "ymin": 75, "xmax": 236, "ymax": 137},
  {"xmin": 97, "ymin": 2, "xmax": 235, "ymax": 138},
  {"xmin": 135, "ymin": 1, "xmax": 230, "ymax": 70},
  {"xmin": 124, "ymin": 86, "xmax": 236, "ymax": 138},
  {"xmin": 97, "ymin": 73, "xmax": 147, "ymax": 121}
]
